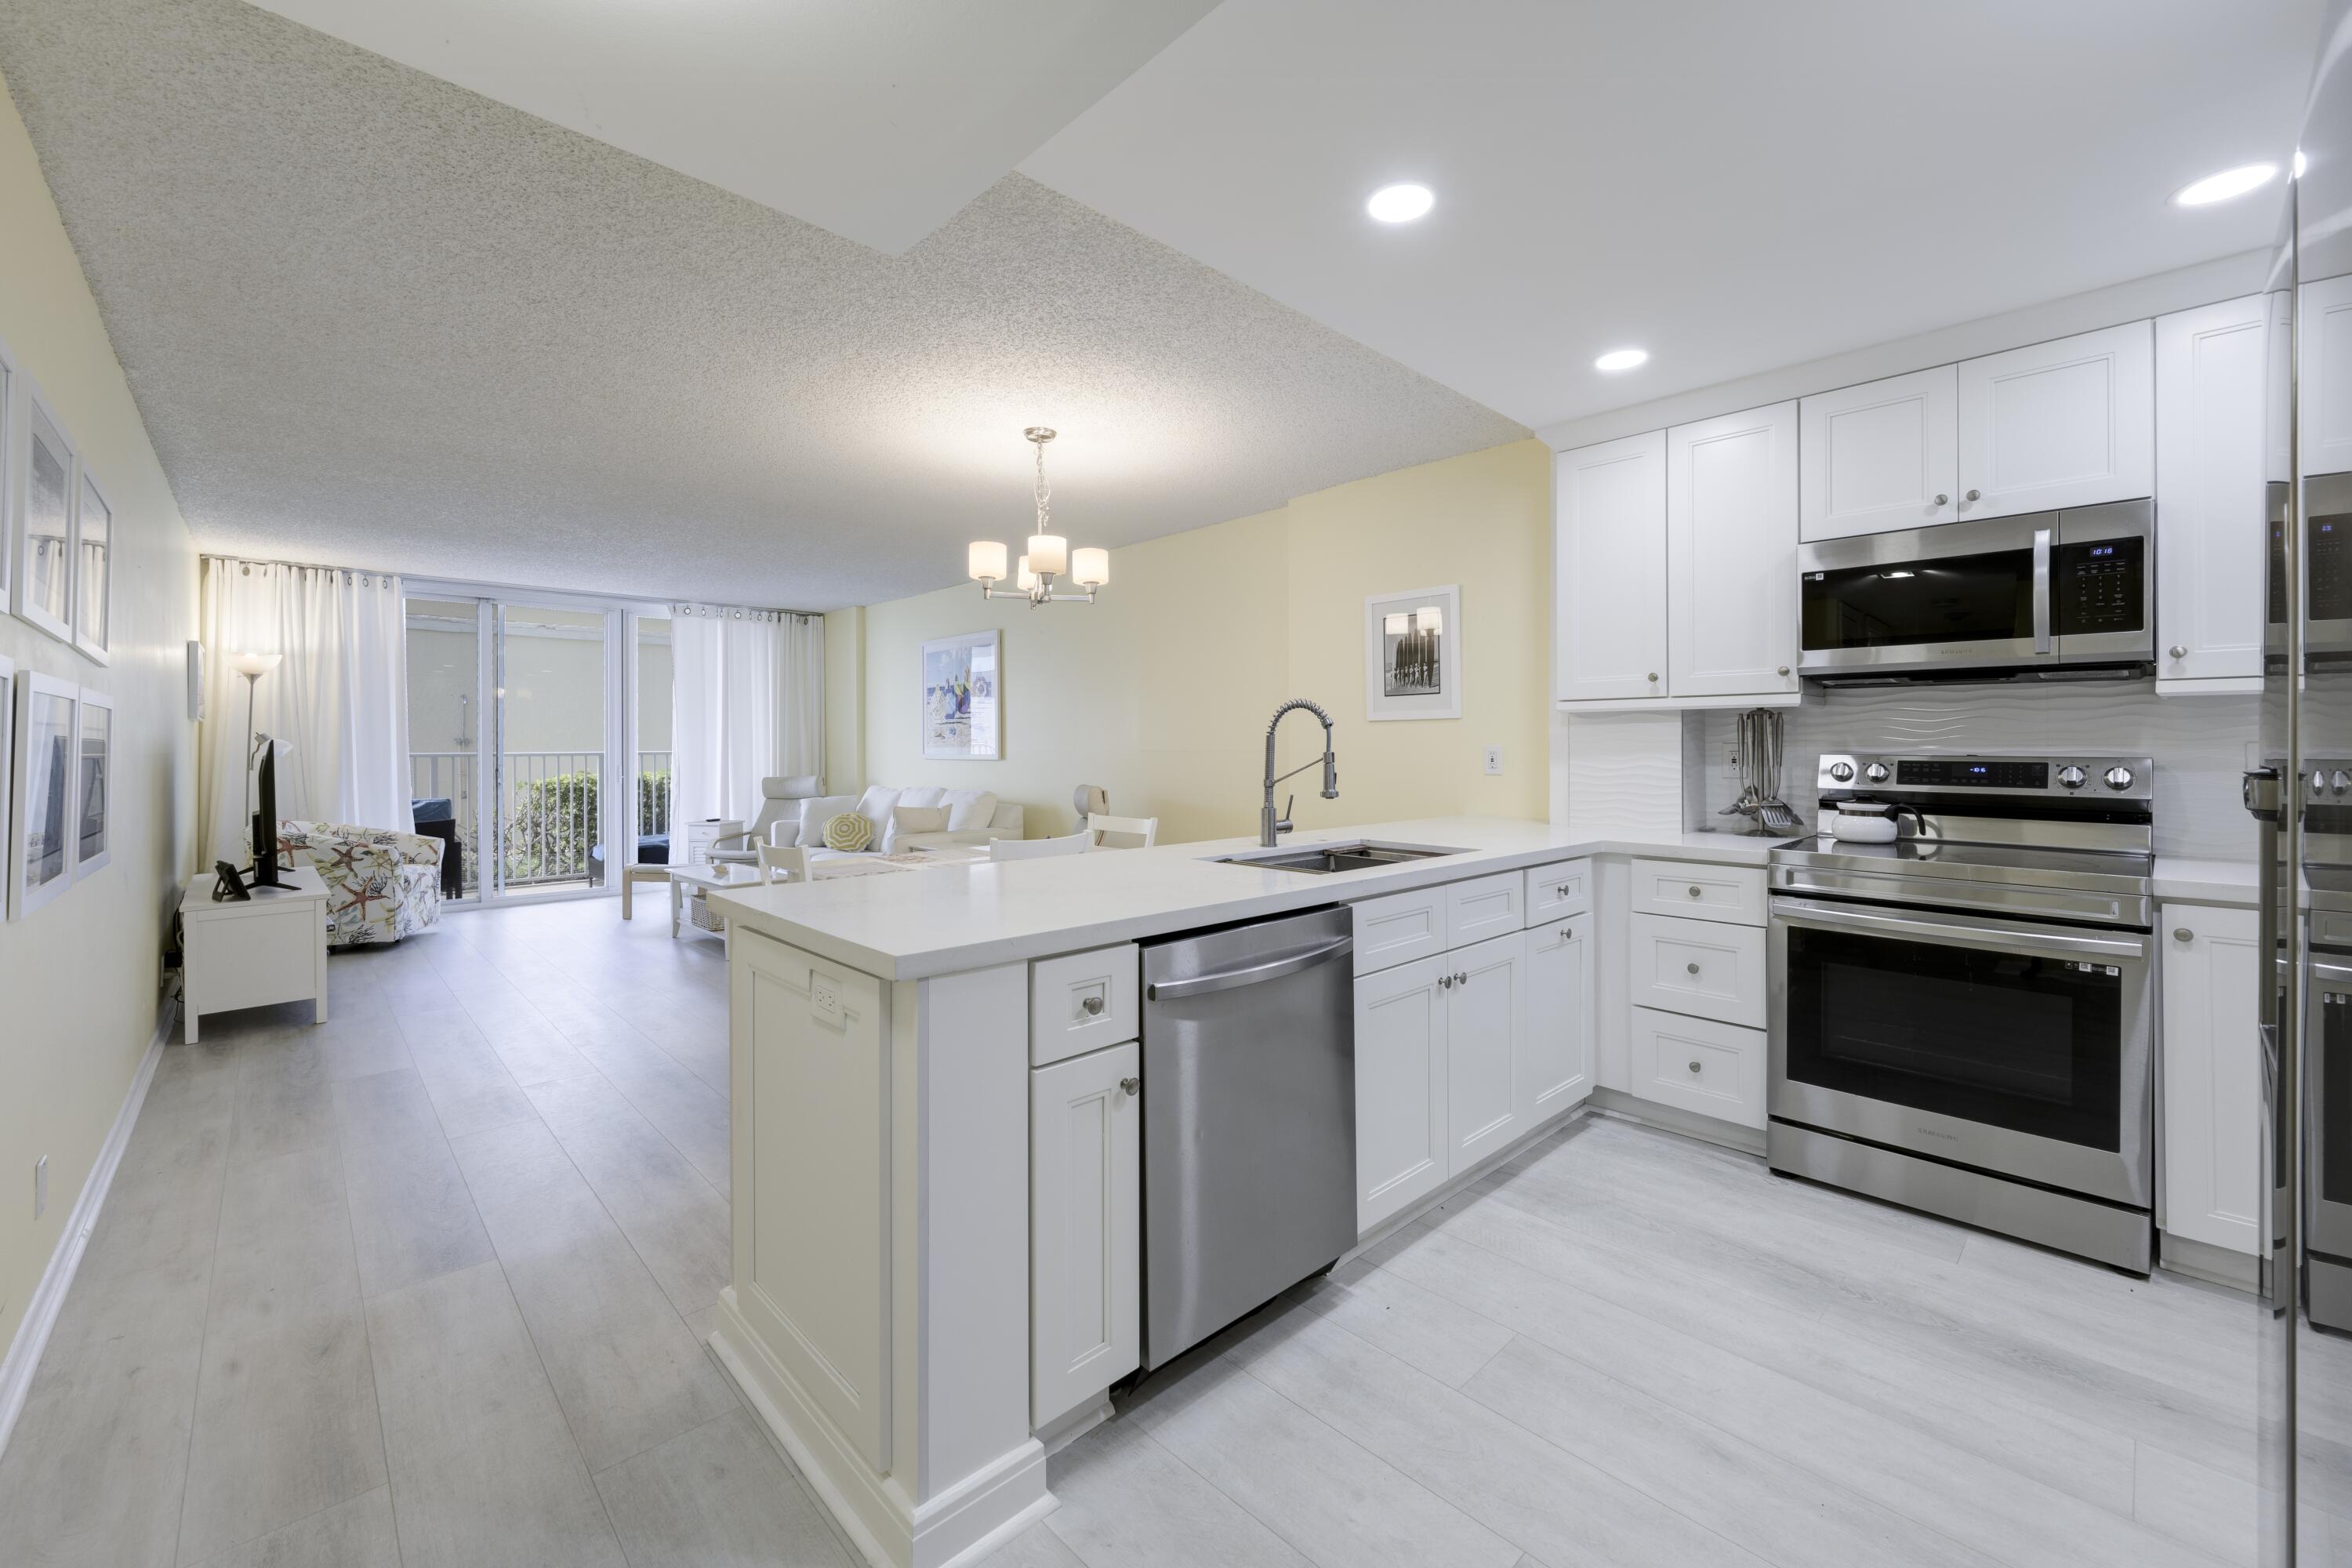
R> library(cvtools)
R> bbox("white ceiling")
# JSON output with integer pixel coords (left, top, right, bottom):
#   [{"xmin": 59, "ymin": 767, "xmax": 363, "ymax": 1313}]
[
  {"xmin": 0, "ymin": 0, "xmax": 1520, "ymax": 609},
  {"xmin": 245, "ymin": 0, "xmax": 1222, "ymax": 255},
  {"xmin": 1022, "ymin": 0, "xmax": 2325, "ymax": 433}
]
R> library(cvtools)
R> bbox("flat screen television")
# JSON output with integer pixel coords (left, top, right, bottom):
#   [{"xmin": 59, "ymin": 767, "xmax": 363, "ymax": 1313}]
[{"xmin": 250, "ymin": 736, "xmax": 292, "ymax": 888}]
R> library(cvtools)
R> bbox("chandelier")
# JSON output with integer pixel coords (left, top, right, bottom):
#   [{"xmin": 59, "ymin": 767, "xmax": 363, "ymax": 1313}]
[{"xmin": 967, "ymin": 427, "xmax": 1109, "ymax": 607}]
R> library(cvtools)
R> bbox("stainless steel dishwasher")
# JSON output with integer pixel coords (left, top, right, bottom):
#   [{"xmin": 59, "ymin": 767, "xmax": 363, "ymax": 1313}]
[{"xmin": 1139, "ymin": 904, "xmax": 1356, "ymax": 1370}]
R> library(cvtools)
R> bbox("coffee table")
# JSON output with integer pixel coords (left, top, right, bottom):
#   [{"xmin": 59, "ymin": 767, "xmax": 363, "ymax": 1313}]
[{"xmin": 669, "ymin": 861, "xmax": 768, "ymax": 948}]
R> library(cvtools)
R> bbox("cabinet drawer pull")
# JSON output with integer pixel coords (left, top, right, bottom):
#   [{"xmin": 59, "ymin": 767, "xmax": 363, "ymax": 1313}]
[
  {"xmin": 1120, "ymin": 1077, "xmax": 1141, "ymax": 1097},
  {"xmin": 2173, "ymin": 928, "xmax": 2192, "ymax": 943},
  {"xmin": 1777, "ymin": 666, "xmax": 1791, "ymax": 677},
  {"xmin": 1687, "ymin": 1060, "xmax": 1702, "ymax": 1073},
  {"xmin": 1080, "ymin": 994, "xmax": 1104, "ymax": 1016},
  {"xmin": 1648, "ymin": 671, "xmax": 1660, "ymax": 682},
  {"xmin": 1688, "ymin": 885, "xmax": 1702, "ymax": 898},
  {"xmin": 1686, "ymin": 961, "xmax": 1700, "ymax": 975}
]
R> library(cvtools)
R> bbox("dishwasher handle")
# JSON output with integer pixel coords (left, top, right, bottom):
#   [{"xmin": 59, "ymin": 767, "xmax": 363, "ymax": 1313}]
[{"xmin": 1146, "ymin": 935, "xmax": 1354, "ymax": 1001}]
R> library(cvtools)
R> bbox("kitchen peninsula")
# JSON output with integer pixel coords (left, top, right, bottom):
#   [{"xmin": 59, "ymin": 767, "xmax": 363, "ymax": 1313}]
[{"xmin": 706, "ymin": 817, "xmax": 1786, "ymax": 1568}]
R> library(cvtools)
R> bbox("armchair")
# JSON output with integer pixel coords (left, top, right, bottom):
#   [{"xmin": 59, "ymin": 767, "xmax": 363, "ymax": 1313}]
[
  {"xmin": 277, "ymin": 820, "xmax": 445, "ymax": 947},
  {"xmin": 709, "ymin": 775, "xmax": 822, "ymax": 865}
]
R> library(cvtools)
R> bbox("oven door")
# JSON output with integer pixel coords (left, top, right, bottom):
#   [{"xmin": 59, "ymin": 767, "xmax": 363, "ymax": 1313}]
[
  {"xmin": 1769, "ymin": 895, "xmax": 2153, "ymax": 1207},
  {"xmin": 2310, "ymin": 954, "xmax": 2352, "ymax": 1261}
]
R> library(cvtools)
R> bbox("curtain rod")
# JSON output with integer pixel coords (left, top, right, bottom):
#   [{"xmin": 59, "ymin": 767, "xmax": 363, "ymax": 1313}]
[{"xmin": 203, "ymin": 551, "xmax": 399, "ymax": 580}]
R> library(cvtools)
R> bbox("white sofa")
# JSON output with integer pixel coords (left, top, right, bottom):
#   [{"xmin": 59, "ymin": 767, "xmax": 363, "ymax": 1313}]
[{"xmin": 788, "ymin": 784, "xmax": 1025, "ymax": 863}]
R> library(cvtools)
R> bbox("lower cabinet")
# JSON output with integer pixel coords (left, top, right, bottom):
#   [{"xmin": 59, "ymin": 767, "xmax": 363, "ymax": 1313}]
[
  {"xmin": 1030, "ymin": 1039, "xmax": 1141, "ymax": 1428},
  {"xmin": 1355, "ymin": 956, "xmax": 1451, "ymax": 1233},
  {"xmin": 2161, "ymin": 903, "xmax": 2262, "ymax": 1258},
  {"xmin": 1523, "ymin": 916, "xmax": 1593, "ymax": 1123},
  {"xmin": 1628, "ymin": 1005, "xmax": 1767, "ymax": 1129},
  {"xmin": 1446, "ymin": 931, "xmax": 1531, "ymax": 1175}
]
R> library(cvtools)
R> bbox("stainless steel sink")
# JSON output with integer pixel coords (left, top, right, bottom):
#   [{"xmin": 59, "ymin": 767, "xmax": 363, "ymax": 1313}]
[{"xmin": 1208, "ymin": 841, "xmax": 1466, "ymax": 876}]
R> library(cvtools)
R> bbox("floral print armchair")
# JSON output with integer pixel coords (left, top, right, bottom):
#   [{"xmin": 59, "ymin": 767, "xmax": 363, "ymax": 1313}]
[{"xmin": 277, "ymin": 821, "xmax": 445, "ymax": 947}]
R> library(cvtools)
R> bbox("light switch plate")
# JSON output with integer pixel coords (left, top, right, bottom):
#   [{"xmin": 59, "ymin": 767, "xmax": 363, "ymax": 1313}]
[{"xmin": 1483, "ymin": 746, "xmax": 1503, "ymax": 776}]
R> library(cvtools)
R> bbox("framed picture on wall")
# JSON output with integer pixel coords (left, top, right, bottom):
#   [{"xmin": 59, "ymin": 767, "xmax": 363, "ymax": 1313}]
[
  {"xmin": 76, "ymin": 686, "xmax": 113, "ymax": 877},
  {"xmin": 10, "ymin": 669, "xmax": 78, "ymax": 916},
  {"xmin": 0, "ymin": 654, "xmax": 11, "ymax": 919},
  {"xmin": 75, "ymin": 463, "xmax": 112, "ymax": 664},
  {"xmin": 14, "ymin": 379, "xmax": 77, "ymax": 647},
  {"xmin": 921, "ymin": 629, "xmax": 1001, "ymax": 760},
  {"xmin": 1363, "ymin": 584, "xmax": 1461, "ymax": 721}
]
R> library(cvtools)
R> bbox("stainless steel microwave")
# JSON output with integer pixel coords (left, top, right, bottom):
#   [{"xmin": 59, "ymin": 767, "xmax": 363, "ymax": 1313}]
[{"xmin": 1797, "ymin": 499, "xmax": 2154, "ymax": 683}]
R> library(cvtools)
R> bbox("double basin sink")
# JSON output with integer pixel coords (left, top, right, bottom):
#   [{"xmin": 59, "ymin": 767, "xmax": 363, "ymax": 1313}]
[{"xmin": 1207, "ymin": 841, "xmax": 1467, "ymax": 876}]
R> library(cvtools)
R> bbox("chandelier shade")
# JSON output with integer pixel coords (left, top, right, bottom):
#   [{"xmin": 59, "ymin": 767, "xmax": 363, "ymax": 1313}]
[{"xmin": 966, "ymin": 427, "xmax": 1109, "ymax": 608}]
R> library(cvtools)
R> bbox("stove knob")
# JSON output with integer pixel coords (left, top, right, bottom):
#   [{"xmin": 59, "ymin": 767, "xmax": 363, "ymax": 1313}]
[
  {"xmin": 2334, "ymin": 769, "xmax": 2352, "ymax": 797},
  {"xmin": 1827, "ymin": 761, "xmax": 1855, "ymax": 783},
  {"xmin": 2056, "ymin": 765, "xmax": 2086, "ymax": 790},
  {"xmin": 2103, "ymin": 766, "xmax": 2134, "ymax": 792},
  {"xmin": 1863, "ymin": 762, "xmax": 1890, "ymax": 784}
]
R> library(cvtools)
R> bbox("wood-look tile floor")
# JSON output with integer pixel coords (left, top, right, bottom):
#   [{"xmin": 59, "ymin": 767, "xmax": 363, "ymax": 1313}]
[{"xmin": 0, "ymin": 896, "xmax": 2334, "ymax": 1566}]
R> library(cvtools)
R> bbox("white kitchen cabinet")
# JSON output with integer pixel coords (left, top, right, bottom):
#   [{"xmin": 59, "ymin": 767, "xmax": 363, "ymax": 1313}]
[
  {"xmin": 1352, "ymin": 883, "xmax": 1448, "ymax": 975},
  {"xmin": 1030, "ymin": 1040, "xmax": 1142, "ymax": 1426},
  {"xmin": 1526, "ymin": 859, "xmax": 1592, "ymax": 924},
  {"xmin": 1666, "ymin": 401, "xmax": 1800, "ymax": 699},
  {"xmin": 1444, "ymin": 871, "xmax": 1525, "ymax": 949},
  {"xmin": 2305, "ymin": 273, "xmax": 2352, "ymax": 476},
  {"xmin": 1629, "ymin": 1005, "xmax": 1768, "ymax": 1130},
  {"xmin": 2161, "ymin": 903, "xmax": 2262, "ymax": 1258},
  {"xmin": 1629, "ymin": 912, "xmax": 1767, "ymax": 1029},
  {"xmin": 1523, "ymin": 916, "xmax": 1592, "ymax": 1123},
  {"xmin": 1444, "ymin": 930, "xmax": 1530, "ymax": 1176},
  {"xmin": 1029, "ymin": 942, "xmax": 1140, "ymax": 1067},
  {"xmin": 1955, "ymin": 321, "xmax": 2154, "ymax": 520},
  {"xmin": 1355, "ymin": 955, "xmax": 1451, "ymax": 1232},
  {"xmin": 1556, "ymin": 431, "xmax": 1669, "ymax": 702},
  {"xmin": 1799, "ymin": 365, "xmax": 1958, "ymax": 540},
  {"xmin": 2155, "ymin": 295, "xmax": 2270, "ymax": 691},
  {"xmin": 1627, "ymin": 858, "xmax": 1768, "ymax": 926}
]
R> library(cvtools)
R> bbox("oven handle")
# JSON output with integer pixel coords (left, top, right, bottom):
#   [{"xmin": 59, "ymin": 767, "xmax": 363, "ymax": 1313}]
[
  {"xmin": 2031, "ymin": 526, "xmax": 2053, "ymax": 655},
  {"xmin": 1772, "ymin": 895, "xmax": 2147, "ymax": 963}
]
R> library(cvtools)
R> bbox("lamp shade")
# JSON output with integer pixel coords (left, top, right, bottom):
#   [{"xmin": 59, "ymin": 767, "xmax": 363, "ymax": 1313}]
[
  {"xmin": 1071, "ymin": 547, "xmax": 1109, "ymax": 588},
  {"xmin": 1416, "ymin": 606, "xmax": 1443, "ymax": 636},
  {"xmin": 1016, "ymin": 554, "xmax": 1036, "ymax": 592},
  {"xmin": 967, "ymin": 540, "xmax": 1007, "ymax": 582},
  {"xmin": 1027, "ymin": 532, "xmax": 1069, "ymax": 576},
  {"xmin": 229, "ymin": 650, "xmax": 283, "ymax": 678}
]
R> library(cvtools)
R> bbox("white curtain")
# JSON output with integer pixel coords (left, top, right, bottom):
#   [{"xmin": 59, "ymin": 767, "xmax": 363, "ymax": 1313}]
[
  {"xmin": 198, "ymin": 557, "xmax": 412, "ymax": 866},
  {"xmin": 671, "ymin": 606, "xmax": 824, "ymax": 828}
]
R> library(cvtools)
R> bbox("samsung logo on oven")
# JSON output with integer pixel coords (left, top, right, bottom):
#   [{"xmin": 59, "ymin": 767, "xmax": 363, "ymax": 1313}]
[{"xmin": 1915, "ymin": 1127, "xmax": 1959, "ymax": 1143}]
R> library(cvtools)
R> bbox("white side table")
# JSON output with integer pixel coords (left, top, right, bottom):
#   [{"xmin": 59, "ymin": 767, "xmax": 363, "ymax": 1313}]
[
  {"xmin": 681, "ymin": 818, "xmax": 746, "ymax": 866},
  {"xmin": 180, "ymin": 866, "xmax": 331, "ymax": 1043}
]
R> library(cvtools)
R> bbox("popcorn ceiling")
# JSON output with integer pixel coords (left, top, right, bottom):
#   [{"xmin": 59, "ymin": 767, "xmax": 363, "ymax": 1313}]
[{"xmin": 0, "ymin": 0, "xmax": 1525, "ymax": 608}]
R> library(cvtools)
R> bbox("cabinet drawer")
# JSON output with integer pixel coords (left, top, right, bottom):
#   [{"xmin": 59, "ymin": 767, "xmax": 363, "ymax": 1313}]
[
  {"xmin": 1353, "ymin": 885, "xmax": 1449, "ymax": 975},
  {"xmin": 1524, "ymin": 859, "xmax": 1592, "ymax": 924},
  {"xmin": 1031, "ymin": 943, "xmax": 1140, "ymax": 1067},
  {"xmin": 1630, "ymin": 1007, "xmax": 1766, "ymax": 1129},
  {"xmin": 1628, "ymin": 858, "xmax": 1766, "ymax": 926},
  {"xmin": 1445, "ymin": 872, "xmax": 1524, "ymax": 948},
  {"xmin": 1629, "ymin": 913, "xmax": 1766, "ymax": 1028}
]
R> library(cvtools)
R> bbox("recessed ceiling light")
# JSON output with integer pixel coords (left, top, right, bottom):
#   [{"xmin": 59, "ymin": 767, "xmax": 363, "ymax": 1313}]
[
  {"xmin": 1367, "ymin": 183, "xmax": 1434, "ymax": 223},
  {"xmin": 1594, "ymin": 347, "xmax": 1649, "ymax": 372},
  {"xmin": 2172, "ymin": 162, "xmax": 2279, "ymax": 207}
]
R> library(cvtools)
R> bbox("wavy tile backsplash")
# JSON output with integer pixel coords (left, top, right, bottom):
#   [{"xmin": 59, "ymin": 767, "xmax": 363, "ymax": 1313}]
[{"xmin": 1691, "ymin": 684, "xmax": 2263, "ymax": 862}]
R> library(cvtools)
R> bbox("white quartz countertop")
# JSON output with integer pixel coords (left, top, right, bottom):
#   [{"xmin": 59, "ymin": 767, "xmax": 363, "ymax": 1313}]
[{"xmin": 712, "ymin": 817, "xmax": 1792, "ymax": 980}]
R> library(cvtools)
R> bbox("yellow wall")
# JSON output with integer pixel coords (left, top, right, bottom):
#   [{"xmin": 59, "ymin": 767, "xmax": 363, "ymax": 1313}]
[
  {"xmin": 0, "ymin": 71, "xmax": 199, "ymax": 1365},
  {"xmin": 855, "ymin": 440, "xmax": 1550, "ymax": 842},
  {"xmin": 822, "ymin": 604, "xmax": 863, "ymax": 796}
]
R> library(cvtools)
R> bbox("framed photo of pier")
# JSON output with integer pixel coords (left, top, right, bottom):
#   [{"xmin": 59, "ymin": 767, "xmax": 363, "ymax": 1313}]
[
  {"xmin": 921, "ymin": 628, "xmax": 1001, "ymax": 760},
  {"xmin": 1364, "ymin": 584, "xmax": 1460, "ymax": 721}
]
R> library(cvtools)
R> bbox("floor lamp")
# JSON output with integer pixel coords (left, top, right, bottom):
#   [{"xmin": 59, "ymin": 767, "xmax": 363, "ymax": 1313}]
[{"xmin": 230, "ymin": 651, "xmax": 281, "ymax": 862}]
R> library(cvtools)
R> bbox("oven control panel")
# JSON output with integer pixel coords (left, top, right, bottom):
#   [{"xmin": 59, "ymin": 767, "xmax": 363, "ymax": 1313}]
[{"xmin": 1817, "ymin": 753, "xmax": 2153, "ymax": 802}]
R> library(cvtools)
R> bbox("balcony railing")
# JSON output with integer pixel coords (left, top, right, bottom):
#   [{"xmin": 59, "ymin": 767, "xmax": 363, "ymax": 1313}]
[{"xmin": 409, "ymin": 749, "xmax": 675, "ymax": 894}]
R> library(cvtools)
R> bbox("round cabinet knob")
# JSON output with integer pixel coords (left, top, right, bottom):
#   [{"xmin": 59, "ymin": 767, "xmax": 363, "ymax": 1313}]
[
  {"xmin": 1687, "ymin": 885, "xmax": 1703, "ymax": 898},
  {"xmin": 1686, "ymin": 961, "xmax": 1700, "ymax": 975},
  {"xmin": 1828, "ymin": 761, "xmax": 1856, "ymax": 782},
  {"xmin": 2057, "ymin": 765, "xmax": 2086, "ymax": 790},
  {"xmin": 1648, "ymin": 672, "xmax": 1660, "ymax": 682},
  {"xmin": 1080, "ymin": 995, "xmax": 1104, "ymax": 1016},
  {"xmin": 1864, "ymin": 762, "xmax": 1890, "ymax": 783},
  {"xmin": 1777, "ymin": 666, "xmax": 1791, "ymax": 677},
  {"xmin": 1687, "ymin": 1060, "xmax": 1703, "ymax": 1074},
  {"xmin": 1965, "ymin": 488, "xmax": 1982, "ymax": 502},
  {"xmin": 2169, "ymin": 644, "xmax": 2187, "ymax": 660},
  {"xmin": 1456, "ymin": 971, "xmax": 1468, "ymax": 985},
  {"xmin": 2173, "ymin": 928, "xmax": 2193, "ymax": 943},
  {"xmin": 2103, "ymin": 766, "xmax": 2135, "ymax": 792},
  {"xmin": 1934, "ymin": 493, "xmax": 1950, "ymax": 506},
  {"xmin": 1120, "ymin": 1077, "xmax": 1141, "ymax": 1097}
]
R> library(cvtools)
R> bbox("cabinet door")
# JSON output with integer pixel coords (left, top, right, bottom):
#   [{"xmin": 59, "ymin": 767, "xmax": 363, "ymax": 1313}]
[
  {"xmin": 1523, "ymin": 916, "xmax": 1592, "ymax": 1123},
  {"xmin": 1446, "ymin": 931, "xmax": 1529, "ymax": 1175},
  {"xmin": 1666, "ymin": 401, "xmax": 1799, "ymax": 699},
  {"xmin": 2155, "ymin": 296, "xmax": 2269, "ymax": 687},
  {"xmin": 2161, "ymin": 906, "xmax": 2261, "ymax": 1257},
  {"xmin": 1556, "ymin": 431, "xmax": 1668, "ymax": 702},
  {"xmin": 1956, "ymin": 321, "xmax": 2154, "ymax": 519},
  {"xmin": 1798, "ymin": 365, "xmax": 1958, "ymax": 540},
  {"xmin": 2303, "ymin": 273, "xmax": 2352, "ymax": 476},
  {"xmin": 1031, "ymin": 1040, "xmax": 1142, "ymax": 1426},
  {"xmin": 1355, "ymin": 956, "xmax": 1450, "ymax": 1232}
]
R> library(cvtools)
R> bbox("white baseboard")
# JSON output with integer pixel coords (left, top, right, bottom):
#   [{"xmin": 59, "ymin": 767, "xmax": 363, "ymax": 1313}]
[
  {"xmin": 2159, "ymin": 1230, "xmax": 2260, "ymax": 1294},
  {"xmin": 0, "ymin": 1000, "xmax": 173, "ymax": 1463},
  {"xmin": 1587, "ymin": 1088, "xmax": 1767, "ymax": 1156}
]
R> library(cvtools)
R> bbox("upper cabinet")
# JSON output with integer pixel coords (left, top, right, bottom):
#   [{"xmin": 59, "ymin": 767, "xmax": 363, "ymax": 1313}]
[
  {"xmin": 1555, "ymin": 431, "xmax": 1668, "ymax": 703},
  {"xmin": 1665, "ymin": 401, "xmax": 1799, "ymax": 699},
  {"xmin": 2154, "ymin": 294, "xmax": 2270, "ymax": 691},
  {"xmin": 1798, "ymin": 365, "xmax": 1957, "ymax": 541},
  {"xmin": 1955, "ymin": 321, "xmax": 2154, "ymax": 520},
  {"xmin": 2303, "ymin": 273, "xmax": 2352, "ymax": 476}
]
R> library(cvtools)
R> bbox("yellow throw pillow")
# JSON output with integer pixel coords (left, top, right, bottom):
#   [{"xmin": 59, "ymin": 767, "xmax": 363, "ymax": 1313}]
[{"xmin": 822, "ymin": 811, "xmax": 873, "ymax": 852}]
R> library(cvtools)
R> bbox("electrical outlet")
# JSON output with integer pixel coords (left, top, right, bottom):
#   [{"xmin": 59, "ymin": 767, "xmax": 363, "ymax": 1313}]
[
  {"xmin": 811, "ymin": 975, "xmax": 843, "ymax": 1025},
  {"xmin": 34, "ymin": 1155, "xmax": 46, "ymax": 1220},
  {"xmin": 1483, "ymin": 745, "xmax": 1503, "ymax": 776}
]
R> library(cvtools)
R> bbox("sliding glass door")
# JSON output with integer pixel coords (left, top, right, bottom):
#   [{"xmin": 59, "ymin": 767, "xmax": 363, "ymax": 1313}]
[{"xmin": 403, "ymin": 584, "xmax": 666, "ymax": 905}]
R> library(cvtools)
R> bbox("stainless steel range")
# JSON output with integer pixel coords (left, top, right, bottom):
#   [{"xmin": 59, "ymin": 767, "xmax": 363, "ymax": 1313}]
[{"xmin": 1766, "ymin": 751, "xmax": 2157, "ymax": 1272}]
